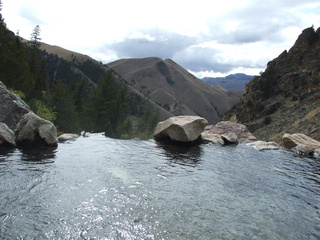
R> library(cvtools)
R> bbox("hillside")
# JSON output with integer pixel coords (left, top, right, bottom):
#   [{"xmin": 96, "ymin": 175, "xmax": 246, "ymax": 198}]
[
  {"xmin": 202, "ymin": 73, "xmax": 254, "ymax": 91},
  {"xmin": 106, "ymin": 57, "xmax": 240, "ymax": 124},
  {"xmin": 223, "ymin": 26, "xmax": 320, "ymax": 142},
  {"xmin": 40, "ymin": 44, "xmax": 241, "ymax": 124}
]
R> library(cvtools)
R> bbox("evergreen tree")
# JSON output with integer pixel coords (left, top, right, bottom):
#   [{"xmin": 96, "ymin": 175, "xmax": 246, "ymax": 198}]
[
  {"xmin": 0, "ymin": 11, "xmax": 34, "ymax": 96},
  {"xmin": 85, "ymin": 70, "xmax": 128, "ymax": 137},
  {"xmin": 136, "ymin": 106, "xmax": 159, "ymax": 139},
  {"xmin": 0, "ymin": 0, "xmax": 4, "ymax": 24},
  {"xmin": 46, "ymin": 80, "xmax": 79, "ymax": 133},
  {"xmin": 28, "ymin": 25, "xmax": 48, "ymax": 99}
]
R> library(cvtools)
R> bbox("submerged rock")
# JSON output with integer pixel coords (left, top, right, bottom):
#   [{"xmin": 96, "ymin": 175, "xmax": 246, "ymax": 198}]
[
  {"xmin": 58, "ymin": 133, "xmax": 80, "ymax": 142},
  {"xmin": 15, "ymin": 112, "xmax": 58, "ymax": 147},
  {"xmin": 154, "ymin": 116, "xmax": 208, "ymax": 143},
  {"xmin": 201, "ymin": 121, "xmax": 257, "ymax": 145},
  {"xmin": 282, "ymin": 133, "xmax": 320, "ymax": 154},
  {"xmin": 247, "ymin": 140, "xmax": 281, "ymax": 151},
  {"xmin": 0, "ymin": 122, "xmax": 16, "ymax": 147}
]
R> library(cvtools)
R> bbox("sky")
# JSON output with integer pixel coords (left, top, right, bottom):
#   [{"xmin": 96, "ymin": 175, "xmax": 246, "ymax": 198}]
[{"xmin": 2, "ymin": 0, "xmax": 320, "ymax": 78}]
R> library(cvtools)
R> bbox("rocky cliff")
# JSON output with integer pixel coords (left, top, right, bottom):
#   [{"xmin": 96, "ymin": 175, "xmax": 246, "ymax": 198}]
[{"xmin": 223, "ymin": 26, "xmax": 320, "ymax": 143}]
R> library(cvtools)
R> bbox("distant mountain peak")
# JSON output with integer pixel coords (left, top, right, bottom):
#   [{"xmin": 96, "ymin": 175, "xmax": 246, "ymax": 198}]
[{"xmin": 202, "ymin": 73, "xmax": 254, "ymax": 91}]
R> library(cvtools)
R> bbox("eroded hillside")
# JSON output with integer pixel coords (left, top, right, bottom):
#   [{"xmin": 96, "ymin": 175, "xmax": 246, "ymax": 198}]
[
  {"xmin": 107, "ymin": 57, "xmax": 240, "ymax": 124},
  {"xmin": 223, "ymin": 27, "xmax": 320, "ymax": 142}
]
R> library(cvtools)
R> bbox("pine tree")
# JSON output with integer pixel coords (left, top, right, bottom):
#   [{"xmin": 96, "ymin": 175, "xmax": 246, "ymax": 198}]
[
  {"xmin": 47, "ymin": 80, "xmax": 79, "ymax": 133},
  {"xmin": 0, "ymin": 0, "xmax": 4, "ymax": 24},
  {"xmin": 85, "ymin": 70, "xmax": 128, "ymax": 137},
  {"xmin": 28, "ymin": 25, "xmax": 48, "ymax": 99},
  {"xmin": 29, "ymin": 25, "xmax": 41, "ymax": 74}
]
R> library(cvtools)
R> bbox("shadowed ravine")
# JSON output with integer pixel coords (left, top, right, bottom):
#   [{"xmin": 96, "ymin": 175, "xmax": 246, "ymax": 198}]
[{"xmin": 0, "ymin": 134, "xmax": 319, "ymax": 239}]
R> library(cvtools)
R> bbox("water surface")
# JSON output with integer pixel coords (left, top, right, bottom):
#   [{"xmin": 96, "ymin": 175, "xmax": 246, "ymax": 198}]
[{"xmin": 0, "ymin": 134, "xmax": 319, "ymax": 239}]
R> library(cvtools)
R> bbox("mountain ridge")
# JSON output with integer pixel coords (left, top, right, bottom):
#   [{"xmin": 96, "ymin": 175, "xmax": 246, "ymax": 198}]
[
  {"xmin": 106, "ymin": 57, "xmax": 240, "ymax": 124},
  {"xmin": 202, "ymin": 73, "xmax": 254, "ymax": 91}
]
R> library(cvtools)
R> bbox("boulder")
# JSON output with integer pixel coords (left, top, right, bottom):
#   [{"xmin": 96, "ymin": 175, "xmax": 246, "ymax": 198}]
[
  {"xmin": 58, "ymin": 133, "xmax": 80, "ymax": 142},
  {"xmin": 201, "ymin": 128, "xmax": 224, "ymax": 145},
  {"xmin": 154, "ymin": 116, "xmax": 208, "ymax": 143},
  {"xmin": 0, "ymin": 81, "xmax": 31, "ymax": 130},
  {"xmin": 0, "ymin": 122, "xmax": 16, "ymax": 147},
  {"xmin": 201, "ymin": 121, "xmax": 257, "ymax": 145},
  {"xmin": 15, "ymin": 112, "xmax": 58, "ymax": 147},
  {"xmin": 294, "ymin": 144, "xmax": 314, "ymax": 155},
  {"xmin": 282, "ymin": 133, "xmax": 320, "ymax": 154},
  {"xmin": 247, "ymin": 141, "xmax": 281, "ymax": 151}
]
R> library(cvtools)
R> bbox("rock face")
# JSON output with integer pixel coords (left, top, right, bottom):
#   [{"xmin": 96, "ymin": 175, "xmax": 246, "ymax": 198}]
[
  {"xmin": 0, "ymin": 81, "xmax": 31, "ymax": 130},
  {"xmin": 201, "ymin": 121, "xmax": 257, "ymax": 145},
  {"xmin": 282, "ymin": 133, "xmax": 320, "ymax": 154},
  {"xmin": 15, "ymin": 112, "xmax": 58, "ymax": 147},
  {"xmin": 154, "ymin": 116, "xmax": 208, "ymax": 143},
  {"xmin": 223, "ymin": 27, "xmax": 320, "ymax": 143},
  {"xmin": 0, "ymin": 122, "xmax": 16, "ymax": 147}
]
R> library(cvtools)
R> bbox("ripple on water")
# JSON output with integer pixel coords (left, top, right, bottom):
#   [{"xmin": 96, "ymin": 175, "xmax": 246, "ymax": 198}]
[{"xmin": 0, "ymin": 136, "xmax": 319, "ymax": 239}]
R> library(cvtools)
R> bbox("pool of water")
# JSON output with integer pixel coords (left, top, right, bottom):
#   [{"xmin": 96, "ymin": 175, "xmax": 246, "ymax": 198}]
[{"xmin": 0, "ymin": 134, "xmax": 319, "ymax": 239}]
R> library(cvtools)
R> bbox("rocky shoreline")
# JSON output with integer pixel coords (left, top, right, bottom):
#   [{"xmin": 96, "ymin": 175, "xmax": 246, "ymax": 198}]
[
  {"xmin": 1, "ymin": 80, "xmax": 319, "ymax": 158},
  {"xmin": 153, "ymin": 116, "xmax": 320, "ymax": 157},
  {"xmin": 0, "ymin": 81, "xmax": 58, "ymax": 148}
]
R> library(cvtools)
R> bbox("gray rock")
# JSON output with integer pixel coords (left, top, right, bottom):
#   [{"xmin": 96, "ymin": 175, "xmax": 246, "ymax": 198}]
[
  {"xmin": 247, "ymin": 141, "xmax": 281, "ymax": 151},
  {"xmin": 58, "ymin": 133, "xmax": 80, "ymax": 142},
  {"xmin": 201, "ymin": 121, "xmax": 257, "ymax": 145},
  {"xmin": 15, "ymin": 112, "xmax": 58, "ymax": 146},
  {"xmin": 154, "ymin": 116, "xmax": 208, "ymax": 143},
  {"xmin": 0, "ymin": 81, "xmax": 31, "ymax": 130},
  {"xmin": 0, "ymin": 122, "xmax": 16, "ymax": 147}
]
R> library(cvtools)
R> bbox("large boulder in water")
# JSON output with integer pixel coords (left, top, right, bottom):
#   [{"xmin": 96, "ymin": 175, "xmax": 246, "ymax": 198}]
[
  {"xmin": 154, "ymin": 116, "xmax": 208, "ymax": 143},
  {"xmin": 201, "ymin": 121, "xmax": 257, "ymax": 145},
  {"xmin": 15, "ymin": 112, "xmax": 58, "ymax": 147},
  {"xmin": 282, "ymin": 133, "xmax": 320, "ymax": 155},
  {"xmin": 0, "ymin": 81, "xmax": 31, "ymax": 130},
  {"xmin": 0, "ymin": 122, "xmax": 16, "ymax": 147}
]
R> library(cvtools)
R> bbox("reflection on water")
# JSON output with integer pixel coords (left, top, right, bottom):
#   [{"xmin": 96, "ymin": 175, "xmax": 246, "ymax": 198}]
[
  {"xmin": 0, "ymin": 136, "xmax": 320, "ymax": 240},
  {"xmin": 20, "ymin": 146, "xmax": 57, "ymax": 163},
  {"xmin": 0, "ymin": 146, "xmax": 16, "ymax": 162},
  {"xmin": 156, "ymin": 142, "xmax": 203, "ymax": 167}
]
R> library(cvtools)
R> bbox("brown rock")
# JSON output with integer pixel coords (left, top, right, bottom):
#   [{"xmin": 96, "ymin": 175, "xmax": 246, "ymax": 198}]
[
  {"xmin": 282, "ymin": 133, "xmax": 320, "ymax": 154},
  {"xmin": 202, "ymin": 121, "xmax": 257, "ymax": 145}
]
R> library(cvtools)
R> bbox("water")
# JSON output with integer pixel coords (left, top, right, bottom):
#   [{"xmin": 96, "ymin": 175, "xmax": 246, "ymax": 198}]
[{"xmin": 0, "ymin": 134, "xmax": 319, "ymax": 240}]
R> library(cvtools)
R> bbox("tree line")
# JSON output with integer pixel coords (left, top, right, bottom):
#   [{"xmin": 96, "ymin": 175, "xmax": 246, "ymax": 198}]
[{"xmin": 0, "ymin": 1, "xmax": 158, "ymax": 138}]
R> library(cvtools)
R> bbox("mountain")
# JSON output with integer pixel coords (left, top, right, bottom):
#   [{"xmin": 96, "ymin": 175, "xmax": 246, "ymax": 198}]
[
  {"xmin": 223, "ymin": 26, "xmax": 320, "ymax": 142},
  {"xmin": 106, "ymin": 57, "xmax": 240, "ymax": 124},
  {"xmin": 202, "ymin": 73, "xmax": 254, "ymax": 91},
  {"xmin": 40, "ymin": 44, "xmax": 241, "ymax": 124}
]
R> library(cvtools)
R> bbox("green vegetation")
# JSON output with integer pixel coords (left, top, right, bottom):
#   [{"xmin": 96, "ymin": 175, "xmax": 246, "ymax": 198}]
[{"xmin": 0, "ymin": 4, "xmax": 158, "ymax": 138}]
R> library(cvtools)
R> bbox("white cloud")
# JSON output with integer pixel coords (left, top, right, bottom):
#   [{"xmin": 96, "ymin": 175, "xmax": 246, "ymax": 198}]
[{"xmin": 2, "ymin": 0, "xmax": 320, "ymax": 77}]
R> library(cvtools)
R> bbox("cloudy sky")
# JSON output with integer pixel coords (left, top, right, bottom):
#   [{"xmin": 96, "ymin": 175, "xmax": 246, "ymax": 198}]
[{"xmin": 2, "ymin": 0, "xmax": 320, "ymax": 77}]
